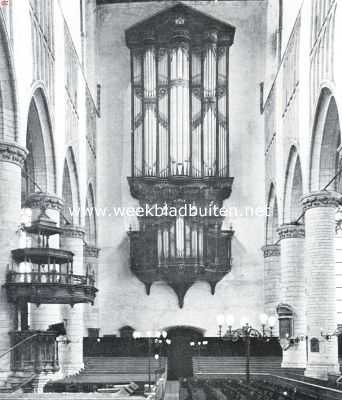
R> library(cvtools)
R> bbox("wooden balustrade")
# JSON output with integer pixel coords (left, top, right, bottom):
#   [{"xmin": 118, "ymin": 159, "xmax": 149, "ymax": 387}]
[
  {"xmin": 4, "ymin": 270, "xmax": 97, "ymax": 305},
  {"xmin": 6, "ymin": 271, "xmax": 95, "ymax": 286}
]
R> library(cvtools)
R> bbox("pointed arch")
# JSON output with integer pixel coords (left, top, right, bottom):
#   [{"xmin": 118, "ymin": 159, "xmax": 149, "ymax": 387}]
[
  {"xmin": 85, "ymin": 183, "xmax": 97, "ymax": 245},
  {"xmin": 310, "ymin": 88, "xmax": 341, "ymax": 191},
  {"xmin": 22, "ymin": 88, "xmax": 56, "ymax": 202},
  {"xmin": 266, "ymin": 183, "xmax": 279, "ymax": 245},
  {"xmin": 0, "ymin": 14, "xmax": 18, "ymax": 142},
  {"xmin": 62, "ymin": 146, "xmax": 81, "ymax": 225},
  {"xmin": 283, "ymin": 146, "xmax": 303, "ymax": 223}
]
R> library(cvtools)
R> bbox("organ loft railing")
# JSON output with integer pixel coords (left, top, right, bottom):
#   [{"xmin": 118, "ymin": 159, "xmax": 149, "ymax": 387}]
[{"xmin": 125, "ymin": 3, "xmax": 236, "ymax": 307}]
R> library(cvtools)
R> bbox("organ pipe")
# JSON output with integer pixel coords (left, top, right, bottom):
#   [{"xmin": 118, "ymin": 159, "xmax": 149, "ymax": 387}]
[
  {"xmin": 131, "ymin": 31, "xmax": 230, "ymax": 179},
  {"xmin": 155, "ymin": 219, "xmax": 211, "ymax": 261}
]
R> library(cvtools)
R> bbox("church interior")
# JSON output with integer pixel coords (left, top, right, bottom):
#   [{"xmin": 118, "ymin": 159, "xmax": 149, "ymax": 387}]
[{"xmin": 0, "ymin": 0, "xmax": 342, "ymax": 398}]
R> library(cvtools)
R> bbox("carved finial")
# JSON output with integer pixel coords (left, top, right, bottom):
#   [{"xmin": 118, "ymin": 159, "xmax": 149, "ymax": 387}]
[{"xmin": 175, "ymin": 15, "xmax": 185, "ymax": 25}]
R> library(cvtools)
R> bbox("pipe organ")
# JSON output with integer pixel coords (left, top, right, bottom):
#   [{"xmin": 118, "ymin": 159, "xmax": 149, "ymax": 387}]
[{"xmin": 126, "ymin": 4, "xmax": 235, "ymax": 307}]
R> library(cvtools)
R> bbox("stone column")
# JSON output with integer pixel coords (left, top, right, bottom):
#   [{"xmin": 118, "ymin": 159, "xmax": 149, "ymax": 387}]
[
  {"xmin": 302, "ymin": 191, "xmax": 341, "ymax": 380},
  {"xmin": 60, "ymin": 225, "xmax": 85, "ymax": 375},
  {"xmin": 84, "ymin": 245, "xmax": 100, "ymax": 335},
  {"xmin": 0, "ymin": 141, "xmax": 27, "ymax": 382},
  {"xmin": 24, "ymin": 193, "xmax": 64, "ymax": 331},
  {"xmin": 277, "ymin": 223, "xmax": 306, "ymax": 369},
  {"xmin": 262, "ymin": 244, "xmax": 281, "ymax": 335}
]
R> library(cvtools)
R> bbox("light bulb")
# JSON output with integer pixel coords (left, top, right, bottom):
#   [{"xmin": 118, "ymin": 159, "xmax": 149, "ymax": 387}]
[
  {"xmin": 259, "ymin": 313, "xmax": 268, "ymax": 325},
  {"xmin": 268, "ymin": 315, "xmax": 277, "ymax": 328},
  {"xmin": 226, "ymin": 314, "xmax": 235, "ymax": 327},
  {"xmin": 162, "ymin": 330, "xmax": 168, "ymax": 339},
  {"xmin": 133, "ymin": 331, "xmax": 141, "ymax": 339},
  {"xmin": 216, "ymin": 314, "xmax": 225, "ymax": 326}
]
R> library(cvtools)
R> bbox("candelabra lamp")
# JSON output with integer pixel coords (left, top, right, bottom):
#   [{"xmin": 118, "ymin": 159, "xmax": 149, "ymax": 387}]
[
  {"xmin": 133, "ymin": 330, "xmax": 171, "ymax": 391},
  {"xmin": 190, "ymin": 339, "xmax": 208, "ymax": 357},
  {"xmin": 320, "ymin": 325, "xmax": 342, "ymax": 341},
  {"xmin": 216, "ymin": 313, "xmax": 277, "ymax": 383},
  {"xmin": 154, "ymin": 331, "xmax": 172, "ymax": 369}
]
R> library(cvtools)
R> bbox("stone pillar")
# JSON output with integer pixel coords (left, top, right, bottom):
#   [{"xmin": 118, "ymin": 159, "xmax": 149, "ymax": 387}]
[
  {"xmin": 84, "ymin": 245, "xmax": 100, "ymax": 335},
  {"xmin": 262, "ymin": 244, "xmax": 281, "ymax": 335},
  {"xmin": 60, "ymin": 225, "xmax": 85, "ymax": 376},
  {"xmin": 0, "ymin": 142, "xmax": 27, "ymax": 382},
  {"xmin": 24, "ymin": 193, "xmax": 64, "ymax": 331},
  {"xmin": 277, "ymin": 224, "xmax": 306, "ymax": 369},
  {"xmin": 302, "ymin": 191, "xmax": 341, "ymax": 380}
]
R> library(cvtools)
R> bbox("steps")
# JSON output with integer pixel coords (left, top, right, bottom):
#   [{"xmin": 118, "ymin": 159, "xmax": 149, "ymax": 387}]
[
  {"xmin": 71, "ymin": 356, "xmax": 167, "ymax": 382},
  {"xmin": 0, "ymin": 372, "xmax": 36, "ymax": 393},
  {"xmin": 82, "ymin": 357, "xmax": 166, "ymax": 375},
  {"xmin": 193, "ymin": 356, "xmax": 283, "ymax": 378},
  {"xmin": 45, "ymin": 357, "xmax": 168, "ymax": 392}
]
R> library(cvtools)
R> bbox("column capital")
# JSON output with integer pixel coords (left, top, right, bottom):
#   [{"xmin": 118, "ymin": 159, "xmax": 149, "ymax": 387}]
[
  {"xmin": 24, "ymin": 192, "xmax": 64, "ymax": 211},
  {"xmin": 84, "ymin": 245, "xmax": 100, "ymax": 258},
  {"xmin": 0, "ymin": 141, "xmax": 27, "ymax": 167},
  {"xmin": 61, "ymin": 225, "xmax": 85, "ymax": 240},
  {"xmin": 277, "ymin": 223, "xmax": 305, "ymax": 240},
  {"xmin": 302, "ymin": 191, "xmax": 341, "ymax": 212},
  {"xmin": 261, "ymin": 244, "xmax": 280, "ymax": 258}
]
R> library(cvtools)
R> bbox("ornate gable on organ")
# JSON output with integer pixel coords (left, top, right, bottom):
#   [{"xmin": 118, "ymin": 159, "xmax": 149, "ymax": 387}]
[{"xmin": 125, "ymin": 3, "xmax": 235, "ymax": 47}]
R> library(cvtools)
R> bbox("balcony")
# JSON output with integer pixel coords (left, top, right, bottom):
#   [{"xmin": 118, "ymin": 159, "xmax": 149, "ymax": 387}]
[
  {"xmin": 5, "ymin": 208, "xmax": 98, "ymax": 306},
  {"xmin": 129, "ymin": 228, "xmax": 233, "ymax": 307},
  {"xmin": 9, "ymin": 330, "xmax": 59, "ymax": 373},
  {"xmin": 4, "ymin": 270, "xmax": 97, "ymax": 306}
]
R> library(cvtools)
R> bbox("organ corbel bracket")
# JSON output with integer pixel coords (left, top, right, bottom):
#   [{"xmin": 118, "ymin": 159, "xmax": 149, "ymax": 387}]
[
  {"xmin": 170, "ymin": 283, "xmax": 192, "ymax": 308},
  {"xmin": 144, "ymin": 282, "xmax": 152, "ymax": 296},
  {"xmin": 209, "ymin": 281, "xmax": 218, "ymax": 295}
]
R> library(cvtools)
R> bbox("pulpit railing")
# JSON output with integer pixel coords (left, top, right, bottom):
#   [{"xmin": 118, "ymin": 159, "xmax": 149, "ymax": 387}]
[{"xmin": 6, "ymin": 271, "xmax": 95, "ymax": 287}]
